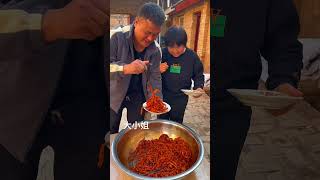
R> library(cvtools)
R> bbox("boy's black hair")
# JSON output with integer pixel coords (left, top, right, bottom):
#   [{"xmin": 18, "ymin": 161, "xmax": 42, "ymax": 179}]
[
  {"xmin": 137, "ymin": 2, "xmax": 165, "ymax": 26},
  {"xmin": 164, "ymin": 26, "xmax": 188, "ymax": 47}
]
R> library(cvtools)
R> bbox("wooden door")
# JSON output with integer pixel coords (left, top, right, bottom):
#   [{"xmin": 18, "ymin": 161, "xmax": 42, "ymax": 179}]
[{"xmin": 294, "ymin": 0, "xmax": 320, "ymax": 37}]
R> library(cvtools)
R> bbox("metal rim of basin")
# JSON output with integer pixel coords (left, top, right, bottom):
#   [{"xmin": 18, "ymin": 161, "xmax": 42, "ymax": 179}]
[{"xmin": 111, "ymin": 119, "xmax": 204, "ymax": 180}]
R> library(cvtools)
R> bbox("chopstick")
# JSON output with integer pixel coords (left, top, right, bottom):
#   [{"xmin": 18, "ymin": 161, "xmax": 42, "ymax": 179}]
[{"xmin": 140, "ymin": 58, "xmax": 151, "ymax": 96}]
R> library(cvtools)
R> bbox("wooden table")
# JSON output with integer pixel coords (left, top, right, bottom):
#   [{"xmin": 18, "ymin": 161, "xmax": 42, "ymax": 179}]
[{"xmin": 110, "ymin": 133, "xmax": 210, "ymax": 180}]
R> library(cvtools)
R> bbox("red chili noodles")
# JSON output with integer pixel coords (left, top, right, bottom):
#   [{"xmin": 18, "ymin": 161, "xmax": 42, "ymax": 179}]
[
  {"xmin": 128, "ymin": 134, "xmax": 194, "ymax": 177},
  {"xmin": 145, "ymin": 85, "xmax": 167, "ymax": 113}
]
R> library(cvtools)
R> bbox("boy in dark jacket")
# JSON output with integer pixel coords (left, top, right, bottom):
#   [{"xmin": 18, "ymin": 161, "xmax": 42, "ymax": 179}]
[
  {"xmin": 159, "ymin": 26, "xmax": 205, "ymax": 123},
  {"xmin": 212, "ymin": 0, "xmax": 303, "ymax": 179}
]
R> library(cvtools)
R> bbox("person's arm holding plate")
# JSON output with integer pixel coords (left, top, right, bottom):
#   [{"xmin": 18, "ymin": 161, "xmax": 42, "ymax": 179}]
[
  {"xmin": 192, "ymin": 54, "xmax": 205, "ymax": 98},
  {"xmin": 260, "ymin": 0, "xmax": 303, "ymax": 116}
]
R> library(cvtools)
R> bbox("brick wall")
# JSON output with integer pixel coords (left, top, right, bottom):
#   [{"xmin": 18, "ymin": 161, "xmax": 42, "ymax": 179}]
[
  {"xmin": 170, "ymin": 0, "xmax": 210, "ymax": 73},
  {"xmin": 294, "ymin": 0, "xmax": 320, "ymax": 37},
  {"xmin": 110, "ymin": 14, "xmax": 131, "ymax": 29}
]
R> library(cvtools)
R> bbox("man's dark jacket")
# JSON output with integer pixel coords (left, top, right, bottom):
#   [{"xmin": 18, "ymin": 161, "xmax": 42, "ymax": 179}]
[{"xmin": 213, "ymin": 0, "xmax": 303, "ymax": 106}]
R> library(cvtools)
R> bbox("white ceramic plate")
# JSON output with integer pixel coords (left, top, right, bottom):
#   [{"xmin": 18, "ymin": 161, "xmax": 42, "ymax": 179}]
[
  {"xmin": 227, "ymin": 89, "xmax": 304, "ymax": 109},
  {"xmin": 142, "ymin": 102, "xmax": 171, "ymax": 115},
  {"xmin": 181, "ymin": 89, "xmax": 205, "ymax": 96}
]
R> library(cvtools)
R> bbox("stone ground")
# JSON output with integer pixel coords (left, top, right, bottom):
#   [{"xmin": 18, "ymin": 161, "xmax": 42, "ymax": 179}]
[{"xmin": 236, "ymin": 101, "xmax": 320, "ymax": 180}]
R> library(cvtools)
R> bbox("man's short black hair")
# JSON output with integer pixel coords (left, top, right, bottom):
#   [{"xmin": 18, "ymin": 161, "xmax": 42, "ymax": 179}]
[
  {"xmin": 164, "ymin": 26, "xmax": 188, "ymax": 47},
  {"xmin": 137, "ymin": 2, "xmax": 165, "ymax": 26}
]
